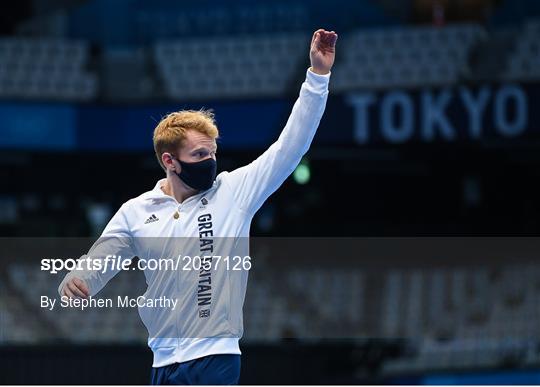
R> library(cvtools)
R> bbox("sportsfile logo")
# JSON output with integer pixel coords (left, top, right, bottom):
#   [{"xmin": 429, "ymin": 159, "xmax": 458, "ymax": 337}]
[
  {"xmin": 41, "ymin": 255, "xmax": 252, "ymax": 274},
  {"xmin": 144, "ymin": 214, "xmax": 159, "ymax": 224}
]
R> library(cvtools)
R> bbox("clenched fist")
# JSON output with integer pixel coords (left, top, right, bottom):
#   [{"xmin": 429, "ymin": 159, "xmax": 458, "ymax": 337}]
[
  {"xmin": 61, "ymin": 277, "xmax": 90, "ymax": 299},
  {"xmin": 310, "ymin": 29, "xmax": 338, "ymax": 75}
]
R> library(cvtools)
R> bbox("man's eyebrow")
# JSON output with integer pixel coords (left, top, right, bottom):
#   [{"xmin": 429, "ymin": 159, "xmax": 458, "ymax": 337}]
[{"xmin": 190, "ymin": 146, "xmax": 216, "ymax": 153}]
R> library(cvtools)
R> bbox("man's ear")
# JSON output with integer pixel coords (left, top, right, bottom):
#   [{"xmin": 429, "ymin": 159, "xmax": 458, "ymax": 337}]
[{"xmin": 162, "ymin": 152, "xmax": 180, "ymax": 173}]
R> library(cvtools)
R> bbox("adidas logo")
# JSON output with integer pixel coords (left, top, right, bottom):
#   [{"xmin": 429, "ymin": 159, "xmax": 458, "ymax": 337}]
[{"xmin": 144, "ymin": 214, "xmax": 159, "ymax": 224}]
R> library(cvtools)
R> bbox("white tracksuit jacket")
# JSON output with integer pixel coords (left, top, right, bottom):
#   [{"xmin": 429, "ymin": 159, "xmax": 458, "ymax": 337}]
[{"xmin": 58, "ymin": 68, "xmax": 330, "ymax": 367}]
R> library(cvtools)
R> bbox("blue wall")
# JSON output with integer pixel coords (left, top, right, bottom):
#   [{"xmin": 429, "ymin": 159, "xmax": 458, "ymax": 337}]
[
  {"xmin": 2, "ymin": 81, "xmax": 540, "ymax": 152},
  {"xmin": 0, "ymin": 100, "xmax": 288, "ymax": 151}
]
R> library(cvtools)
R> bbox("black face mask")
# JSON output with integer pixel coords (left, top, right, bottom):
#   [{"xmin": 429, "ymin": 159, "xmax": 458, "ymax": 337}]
[{"xmin": 174, "ymin": 157, "xmax": 217, "ymax": 191}]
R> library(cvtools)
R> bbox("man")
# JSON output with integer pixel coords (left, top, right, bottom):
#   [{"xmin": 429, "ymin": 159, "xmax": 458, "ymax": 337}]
[{"xmin": 58, "ymin": 28, "xmax": 337, "ymax": 385}]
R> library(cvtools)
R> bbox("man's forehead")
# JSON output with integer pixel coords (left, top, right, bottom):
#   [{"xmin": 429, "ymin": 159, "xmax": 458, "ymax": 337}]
[{"xmin": 183, "ymin": 130, "xmax": 216, "ymax": 149}]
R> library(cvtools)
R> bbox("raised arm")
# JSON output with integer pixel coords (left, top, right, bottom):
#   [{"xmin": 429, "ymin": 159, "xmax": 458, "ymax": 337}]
[{"xmin": 224, "ymin": 29, "xmax": 338, "ymax": 216}]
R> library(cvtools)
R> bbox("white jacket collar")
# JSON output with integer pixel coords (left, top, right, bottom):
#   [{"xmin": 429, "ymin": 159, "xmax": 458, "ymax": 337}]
[{"xmin": 144, "ymin": 177, "xmax": 217, "ymax": 201}]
